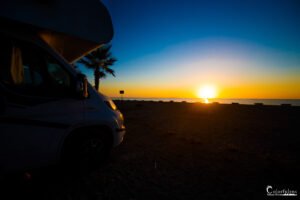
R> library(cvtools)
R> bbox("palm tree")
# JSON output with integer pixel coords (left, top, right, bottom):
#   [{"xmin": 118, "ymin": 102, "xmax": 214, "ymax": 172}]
[{"xmin": 78, "ymin": 45, "xmax": 117, "ymax": 91}]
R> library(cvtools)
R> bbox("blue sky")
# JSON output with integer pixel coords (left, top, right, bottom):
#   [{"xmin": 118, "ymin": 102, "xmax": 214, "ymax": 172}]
[{"xmin": 79, "ymin": 0, "xmax": 300, "ymax": 98}]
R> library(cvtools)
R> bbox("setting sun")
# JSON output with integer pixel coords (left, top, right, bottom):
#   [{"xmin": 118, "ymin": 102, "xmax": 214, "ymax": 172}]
[{"xmin": 197, "ymin": 85, "xmax": 217, "ymax": 100}]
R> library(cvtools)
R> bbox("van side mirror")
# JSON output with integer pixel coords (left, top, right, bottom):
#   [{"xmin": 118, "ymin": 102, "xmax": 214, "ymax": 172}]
[{"xmin": 75, "ymin": 74, "xmax": 88, "ymax": 99}]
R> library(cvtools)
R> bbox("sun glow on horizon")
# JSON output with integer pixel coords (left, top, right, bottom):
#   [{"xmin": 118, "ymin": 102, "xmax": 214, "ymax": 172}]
[{"xmin": 197, "ymin": 85, "xmax": 217, "ymax": 102}]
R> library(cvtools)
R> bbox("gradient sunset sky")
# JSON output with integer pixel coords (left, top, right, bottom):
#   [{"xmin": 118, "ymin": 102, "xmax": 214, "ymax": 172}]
[{"xmin": 80, "ymin": 0, "xmax": 300, "ymax": 99}]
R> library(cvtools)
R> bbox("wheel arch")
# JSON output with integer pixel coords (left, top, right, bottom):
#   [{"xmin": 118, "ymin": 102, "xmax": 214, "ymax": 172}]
[{"xmin": 58, "ymin": 124, "xmax": 114, "ymax": 162}]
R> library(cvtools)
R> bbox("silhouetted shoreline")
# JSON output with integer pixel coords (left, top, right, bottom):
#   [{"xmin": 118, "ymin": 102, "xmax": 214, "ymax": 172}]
[{"xmin": 113, "ymin": 98, "xmax": 300, "ymax": 106}]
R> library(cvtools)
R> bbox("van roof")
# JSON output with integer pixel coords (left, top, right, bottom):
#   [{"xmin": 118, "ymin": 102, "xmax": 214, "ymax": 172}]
[{"xmin": 0, "ymin": 0, "xmax": 114, "ymax": 62}]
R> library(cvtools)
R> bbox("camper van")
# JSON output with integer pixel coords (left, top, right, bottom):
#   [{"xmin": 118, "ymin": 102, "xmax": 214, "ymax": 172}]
[{"xmin": 0, "ymin": 0, "xmax": 125, "ymax": 174}]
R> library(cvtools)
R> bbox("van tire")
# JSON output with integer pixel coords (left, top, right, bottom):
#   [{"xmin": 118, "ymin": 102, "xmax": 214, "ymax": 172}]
[{"xmin": 61, "ymin": 129, "xmax": 112, "ymax": 173}]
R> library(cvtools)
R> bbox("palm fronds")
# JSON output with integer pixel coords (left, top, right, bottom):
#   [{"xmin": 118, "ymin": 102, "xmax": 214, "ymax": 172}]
[{"xmin": 78, "ymin": 44, "xmax": 117, "ymax": 90}]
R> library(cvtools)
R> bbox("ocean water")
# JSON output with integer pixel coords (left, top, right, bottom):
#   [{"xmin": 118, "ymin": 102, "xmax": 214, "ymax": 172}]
[{"xmin": 113, "ymin": 97, "xmax": 300, "ymax": 106}]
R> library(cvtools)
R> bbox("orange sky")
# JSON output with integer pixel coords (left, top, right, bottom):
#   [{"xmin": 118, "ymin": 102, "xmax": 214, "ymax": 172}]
[{"xmin": 98, "ymin": 41, "xmax": 300, "ymax": 99}]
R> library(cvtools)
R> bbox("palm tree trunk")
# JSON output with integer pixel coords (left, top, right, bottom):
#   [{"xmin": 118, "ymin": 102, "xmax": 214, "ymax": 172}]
[{"xmin": 94, "ymin": 67, "xmax": 100, "ymax": 91}]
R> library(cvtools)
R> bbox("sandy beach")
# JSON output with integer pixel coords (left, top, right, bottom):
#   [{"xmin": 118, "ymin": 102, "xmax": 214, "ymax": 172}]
[{"xmin": 2, "ymin": 101, "xmax": 300, "ymax": 199}]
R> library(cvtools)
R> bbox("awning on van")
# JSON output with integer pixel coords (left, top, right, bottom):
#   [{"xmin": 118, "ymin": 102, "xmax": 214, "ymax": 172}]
[{"xmin": 0, "ymin": 0, "xmax": 113, "ymax": 63}]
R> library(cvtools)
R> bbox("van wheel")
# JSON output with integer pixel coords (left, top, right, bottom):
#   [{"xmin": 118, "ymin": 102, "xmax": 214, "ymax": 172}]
[{"xmin": 62, "ymin": 132, "xmax": 111, "ymax": 173}]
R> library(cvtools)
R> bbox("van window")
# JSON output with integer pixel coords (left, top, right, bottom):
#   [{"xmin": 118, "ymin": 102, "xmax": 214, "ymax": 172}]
[
  {"xmin": 45, "ymin": 56, "xmax": 71, "ymax": 88},
  {"xmin": 0, "ymin": 34, "xmax": 73, "ymax": 98}
]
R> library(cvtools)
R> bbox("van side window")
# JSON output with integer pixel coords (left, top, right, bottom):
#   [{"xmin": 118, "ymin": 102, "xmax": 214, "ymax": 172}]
[
  {"xmin": 17, "ymin": 46, "xmax": 44, "ymax": 87},
  {"xmin": 0, "ymin": 35, "xmax": 73, "ymax": 98},
  {"xmin": 45, "ymin": 55, "xmax": 71, "ymax": 88}
]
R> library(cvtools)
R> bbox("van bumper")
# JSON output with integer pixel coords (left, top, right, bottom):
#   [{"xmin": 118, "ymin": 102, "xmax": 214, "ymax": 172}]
[{"xmin": 113, "ymin": 126, "xmax": 126, "ymax": 147}]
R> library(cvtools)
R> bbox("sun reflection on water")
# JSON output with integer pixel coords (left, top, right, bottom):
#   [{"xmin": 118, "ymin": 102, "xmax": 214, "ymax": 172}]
[{"xmin": 203, "ymin": 98, "xmax": 210, "ymax": 103}]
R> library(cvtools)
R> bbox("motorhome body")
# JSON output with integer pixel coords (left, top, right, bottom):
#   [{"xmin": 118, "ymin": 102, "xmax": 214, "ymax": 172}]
[{"xmin": 0, "ymin": 0, "xmax": 125, "ymax": 174}]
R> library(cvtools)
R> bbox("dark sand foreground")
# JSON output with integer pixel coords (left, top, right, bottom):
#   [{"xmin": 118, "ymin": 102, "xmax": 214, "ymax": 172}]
[{"xmin": 2, "ymin": 101, "xmax": 300, "ymax": 199}]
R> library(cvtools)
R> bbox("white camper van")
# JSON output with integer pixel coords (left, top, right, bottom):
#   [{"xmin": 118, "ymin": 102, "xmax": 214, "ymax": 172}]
[{"xmin": 0, "ymin": 0, "xmax": 125, "ymax": 174}]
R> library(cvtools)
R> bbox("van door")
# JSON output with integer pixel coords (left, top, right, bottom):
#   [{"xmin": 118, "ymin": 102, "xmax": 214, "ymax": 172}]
[{"xmin": 0, "ymin": 33, "xmax": 84, "ymax": 172}]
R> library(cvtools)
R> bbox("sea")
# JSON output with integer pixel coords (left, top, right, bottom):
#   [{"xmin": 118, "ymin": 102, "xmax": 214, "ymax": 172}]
[{"xmin": 112, "ymin": 97, "xmax": 300, "ymax": 106}]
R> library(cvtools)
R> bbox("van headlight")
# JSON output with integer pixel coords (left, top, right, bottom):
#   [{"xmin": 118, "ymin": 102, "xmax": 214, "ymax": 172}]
[{"xmin": 104, "ymin": 99, "xmax": 117, "ymax": 110}]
